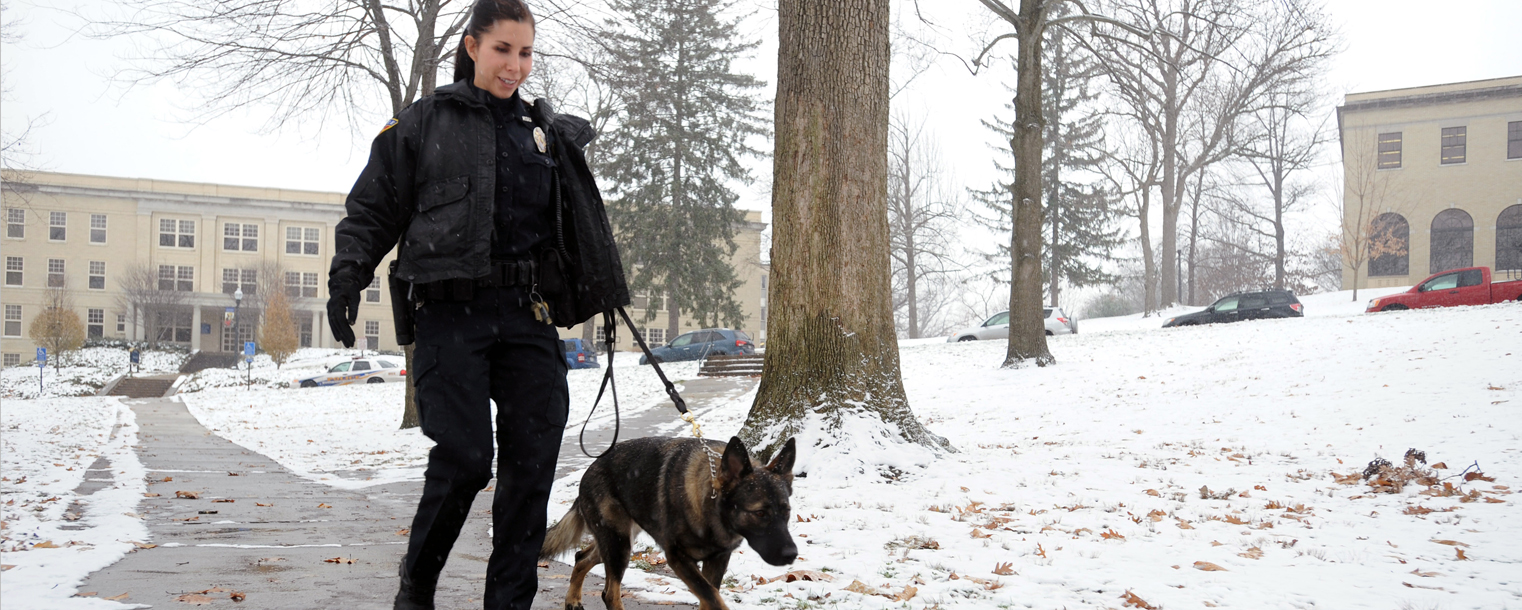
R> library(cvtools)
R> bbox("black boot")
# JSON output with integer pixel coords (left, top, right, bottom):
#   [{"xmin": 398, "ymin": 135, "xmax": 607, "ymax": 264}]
[{"xmin": 394, "ymin": 561, "xmax": 436, "ymax": 610}]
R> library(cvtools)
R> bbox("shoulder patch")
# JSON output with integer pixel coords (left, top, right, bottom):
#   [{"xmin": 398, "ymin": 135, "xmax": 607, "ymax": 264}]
[{"xmin": 378, "ymin": 118, "xmax": 399, "ymax": 135}]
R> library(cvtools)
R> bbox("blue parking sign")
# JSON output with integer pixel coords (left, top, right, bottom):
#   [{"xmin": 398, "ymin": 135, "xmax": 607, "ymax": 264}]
[
  {"xmin": 36, "ymin": 347, "xmax": 46, "ymax": 367},
  {"xmin": 244, "ymin": 341, "xmax": 256, "ymax": 363}
]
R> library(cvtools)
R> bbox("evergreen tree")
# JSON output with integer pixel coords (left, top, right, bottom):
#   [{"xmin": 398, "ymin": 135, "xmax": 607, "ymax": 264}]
[
  {"xmin": 970, "ymin": 29, "xmax": 1122, "ymax": 307},
  {"xmin": 596, "ymin": 0, "xmax": 768, "ymax": 337}
]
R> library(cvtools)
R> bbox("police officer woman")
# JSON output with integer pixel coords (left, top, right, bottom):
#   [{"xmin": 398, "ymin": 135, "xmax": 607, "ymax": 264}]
[{"xmin": 325, "ymin": 1, "xmax": 628, "ymax": 608}]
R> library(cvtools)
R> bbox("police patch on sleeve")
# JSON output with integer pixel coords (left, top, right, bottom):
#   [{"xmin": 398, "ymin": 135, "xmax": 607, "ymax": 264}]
[{"xmin": 379, "ymin": 118, "xmax": 399, "ymax": 135}]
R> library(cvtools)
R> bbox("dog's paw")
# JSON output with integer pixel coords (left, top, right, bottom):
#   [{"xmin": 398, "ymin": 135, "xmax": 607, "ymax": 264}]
[{"xmin": 565, "ymin": 603, "xmax": 584, "ymax": 610}]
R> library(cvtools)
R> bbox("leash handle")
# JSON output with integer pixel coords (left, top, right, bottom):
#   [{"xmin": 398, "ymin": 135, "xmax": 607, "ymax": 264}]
[
  {"xmin": 578, "ymin": 312, "xmax": 620, "ymax": 459},
  {"xmin": 575, "ymin": 307, "xmax": 692, "ymax": 459}
]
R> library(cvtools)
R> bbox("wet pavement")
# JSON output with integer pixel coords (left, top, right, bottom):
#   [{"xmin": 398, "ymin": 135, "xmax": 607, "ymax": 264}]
[{"xmin": 78, "ymin": 377, "xmax": 757, "ymax": 609}]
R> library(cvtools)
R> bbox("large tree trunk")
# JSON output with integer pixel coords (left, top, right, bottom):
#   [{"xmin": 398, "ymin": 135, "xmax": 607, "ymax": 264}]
[
  {"xmin": 400, "ymin": 344, "xmax": 419, "ymax": 429},
  {"xmin": 741, "ymin": 0, "xmax": 948, "ymax": 461},
  {"xmin": 1005, "ymin": 0, "xmax": 1054, "ymax": 368}
]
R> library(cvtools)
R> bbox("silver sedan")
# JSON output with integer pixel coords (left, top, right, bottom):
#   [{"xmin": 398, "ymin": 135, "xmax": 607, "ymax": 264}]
[{"xmin": 947, "ymin": 308, "xmax": 1077, "ymax": 342}]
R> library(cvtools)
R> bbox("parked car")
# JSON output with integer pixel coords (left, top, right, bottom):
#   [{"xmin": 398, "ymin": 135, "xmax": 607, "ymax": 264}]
[
  {"xmin": 1365, "ymin": 266, "xmax": 1522, "ymax": 312},
  {"xmin": 639, "ymin": 328, "xmax": 756, "ymax": 364},
  {"xmin": 563, "ymin": 338, "xmax": 601, "ymax": 369},
  {"xmin": 1163, "ymin": 290, "xmax": 1303, "ymax": 327},
  {"xmin": 295, "ymin": 357, "xmax": 406, "ymax": 387},
  {"xmin": 947, "ymin": 307, "xmax": 1077, "ymax": 342}
]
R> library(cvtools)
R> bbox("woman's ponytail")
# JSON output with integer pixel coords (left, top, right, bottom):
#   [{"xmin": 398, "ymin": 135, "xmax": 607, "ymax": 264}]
[{"xmin": 453, "ymin": 0, "xmax": 537, "ymax": 83}]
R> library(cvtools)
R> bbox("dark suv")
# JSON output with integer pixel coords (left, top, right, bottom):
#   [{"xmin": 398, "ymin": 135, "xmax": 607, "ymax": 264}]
[{"xmin": 1162, "ymin": 290, "xmax": 1303, "ymax": 327}]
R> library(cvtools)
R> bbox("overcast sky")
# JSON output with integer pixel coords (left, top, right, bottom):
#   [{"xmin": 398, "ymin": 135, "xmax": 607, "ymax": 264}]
[{"xmin": 3, "ymin": 0, "xmax": 1519, "ymax": 211}]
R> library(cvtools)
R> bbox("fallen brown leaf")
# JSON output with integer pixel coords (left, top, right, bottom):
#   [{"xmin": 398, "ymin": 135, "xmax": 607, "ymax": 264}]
[
  {"xmin": 1410, "ymin": 569, "xmax": 1440, "ymax": 577},
  {"xmin": 1101, "ymin": 528, "xmax": 1126, "ymax": 540},
  {"xmin": 132, "ymin": 542, "xmax": 157, "ymax": 549},
  {"xmin": 174, "ymin": 491, "xmax": 201, "ymax": 500},
  {"xmin": 255, "ymin": 502, "xmax": 272, "ymax": 507},
  {"xmin": 396, "ymin": 529, "xmax": 411, "ymax": 536},
  {"xmin": 1193, "ymin": 561, "xmax": 1228, "ymax": 572},
  {"xmin": 1431, "ymin": 539, "xmax": 1469, "ymax": 547},
  {"xmin": 104, "ymin": 592, "xmax": 129, "ymax": 601},
  {"xmin": 1238, "ymin": 547, "xmax": 1264, "ymax": 560},
  {"xmin": 33, "ymin": 540, "xmax": 60, "ymax": 549},
  {"xmin": 317, "ymin": 503, "xmax": 332, "ymax": 509},
  {"xmin": 1121, "ymin": 590, "xmax": 1159, "ymax": 609},
  {"xmin": 1, "ymin": 565, "xmax": 15, "ymax": 571},
  {"xmin": 160, "ymin": 477, "xmax": 172, "ymax": 482},
  {"xmin": 212, "ymin": 499, "xmax": 234, "ymax": 503},
  {"xmin": 143, "ymin": 493, "xmax": 160, "ymax": 498},
  {"xmin": 1455, "ymin": 548, "xmax": 1469, "ymax": 561},
  {"xmin": 323, "ymin": 557, "xmax": 357, "ymax": 564},
  {"xmin": 175, "ymin": 593, "xmax": 215, "ymax": 604},
  {"xmin": 229, "ymin": 591, "xmax": 246, "ymax": 602},
  {"xmin": 992, "ymin": 562, "xmax": 1015, "ymax": 576}
]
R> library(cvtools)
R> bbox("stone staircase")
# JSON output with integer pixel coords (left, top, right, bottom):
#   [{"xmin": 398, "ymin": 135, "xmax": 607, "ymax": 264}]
[
  {"xmin": 697, "ymin": 354, "xmax": 764, "ymax": 378},
  {"xmin": 107, "ymin": 376, "xmax": 177, "ymax": 398},
  {"xmin": 179, "ymin": 351, "xmax": 239, "ymax": 374}
]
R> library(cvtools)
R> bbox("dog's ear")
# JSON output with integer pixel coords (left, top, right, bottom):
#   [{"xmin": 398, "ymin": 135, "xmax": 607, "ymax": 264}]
[
  {"xmin": 765, "ymin": 437, "xmax": 797, "ymax": 485},
  {"xmin": 721, "ymin": 436, "xmax": 753, "ymax": 482}
]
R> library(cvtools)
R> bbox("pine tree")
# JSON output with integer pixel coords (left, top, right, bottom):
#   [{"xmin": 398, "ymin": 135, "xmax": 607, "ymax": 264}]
[
  {"xmin": 971, "ymin": 29, "xmax": 1121, "ymax": 309},
  {"xmin": 596, "ymin": 0, "xmax": 768, "ymax": 338}
]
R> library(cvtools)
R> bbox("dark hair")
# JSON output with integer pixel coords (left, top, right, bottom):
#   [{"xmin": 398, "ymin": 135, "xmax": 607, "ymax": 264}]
[{"xmin": 453, "ymin": 0, "xmax": 536, "ymax": 83}]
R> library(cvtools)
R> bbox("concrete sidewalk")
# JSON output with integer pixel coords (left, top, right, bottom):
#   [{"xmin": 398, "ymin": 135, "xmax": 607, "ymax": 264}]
[{"xmin": 80, "ymin": 377, "xmax": 756, "ymax": 609}]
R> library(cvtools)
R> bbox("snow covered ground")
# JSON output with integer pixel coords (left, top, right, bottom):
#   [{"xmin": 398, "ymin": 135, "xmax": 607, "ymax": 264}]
[
  {"xmin": 0, "ymin": 397, "xmax": 148, "ymax": 609},
  {"xmin": 0, "ymin": 347, "xmax": 186, "ymax": 399},
  {"xmin": 3, "ymin": 289, "xmax": 1519, "ymax": 609}
]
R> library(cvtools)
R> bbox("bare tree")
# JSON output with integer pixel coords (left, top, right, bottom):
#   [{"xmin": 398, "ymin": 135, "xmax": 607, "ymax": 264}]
[
  {"xmin": 30, "ymin": 285, "xmax": 85, "ymax": 371},
  {"xmin": 888, "ymin": 113, "xmax": 961, "ymax": 339},
  {"xmin": 114, "ymin": 263, "xmax": 190, "ymax": 348},
  {"xmin": 1337, "ymin": 131, "xmax": 1408, "ymax": 301},
  {"xmin": 742, "ymin": 0, "xmax": 950, "ymax": 461},
  {"xmin": 1099, "ymin": 125, "xmax": 1162, "ymax": 313},
  {"xmin": 1085, "ymin": 0, "xmax": 1336, "ymax": 306},
  {"xmin": 1213, "ymin": 84, "xmax": 1333, "ymax": 290}
]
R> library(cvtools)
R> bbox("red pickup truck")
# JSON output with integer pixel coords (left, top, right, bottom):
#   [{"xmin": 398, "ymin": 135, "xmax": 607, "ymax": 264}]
[{"xmin": 1366, "ymin": 266, "xmax": 1522, "ymax": 312}]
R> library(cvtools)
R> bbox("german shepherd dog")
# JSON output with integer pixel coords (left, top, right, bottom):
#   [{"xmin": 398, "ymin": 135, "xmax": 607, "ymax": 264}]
[{"xmin": 541, "ymin": 436, "xmax": 798, "ymax": 610}]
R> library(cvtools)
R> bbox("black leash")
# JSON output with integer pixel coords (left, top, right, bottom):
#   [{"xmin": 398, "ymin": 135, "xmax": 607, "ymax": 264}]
[{"xmin": 577, "ymin": 307, "xmax": 689, "ymax": 459}]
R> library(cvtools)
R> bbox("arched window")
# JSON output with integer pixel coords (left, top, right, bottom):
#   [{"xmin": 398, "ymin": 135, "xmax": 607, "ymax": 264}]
[
  {"xmin": 1368, "ymin": 212, "xmax": 1409, "ymax": 277},
  {"xmin": 1429, "ymin": 208, "xmax": 1473, "ymax": 274},
  {"xmin": 1499, "ymin": 205, "xmax": 1522, "ymax": 272}
]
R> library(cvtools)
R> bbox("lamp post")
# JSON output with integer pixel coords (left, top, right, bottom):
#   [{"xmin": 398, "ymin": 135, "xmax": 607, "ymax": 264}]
[
  {"xmin": 1176, "ymin": 249, "xmax": 1184, "ymax": 306},
  {"xmin": 232, "ymin": 288, "xmax": 244, "ymax": 368}
]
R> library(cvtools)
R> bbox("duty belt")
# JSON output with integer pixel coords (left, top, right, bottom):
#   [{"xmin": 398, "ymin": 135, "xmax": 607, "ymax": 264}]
[{"xmin": 414, "ymin": 260, "xmax": 536, "ymax": 302}]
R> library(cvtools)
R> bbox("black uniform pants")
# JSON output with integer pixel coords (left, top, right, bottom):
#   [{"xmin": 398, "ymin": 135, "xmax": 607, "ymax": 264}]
[{"xmin": 403, "ymin": 286, "xmax": 568, "ymax": 610}]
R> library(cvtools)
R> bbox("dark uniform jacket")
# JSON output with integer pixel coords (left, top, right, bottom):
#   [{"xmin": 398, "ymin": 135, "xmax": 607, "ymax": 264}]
[{"xmin": 329, "ymin": 80, "xmax": 629, "ymax": 328}]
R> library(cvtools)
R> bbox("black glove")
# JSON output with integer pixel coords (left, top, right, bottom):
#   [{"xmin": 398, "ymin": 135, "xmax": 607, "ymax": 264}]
[{"xmin": 327, "ymin": 276, "xmax": 361, "ymax": 348}]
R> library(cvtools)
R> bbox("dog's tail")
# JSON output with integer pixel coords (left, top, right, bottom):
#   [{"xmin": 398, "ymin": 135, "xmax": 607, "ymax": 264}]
[{"xmin": 540, "ymin": 502, "xmax": 586, "ymax": 561}]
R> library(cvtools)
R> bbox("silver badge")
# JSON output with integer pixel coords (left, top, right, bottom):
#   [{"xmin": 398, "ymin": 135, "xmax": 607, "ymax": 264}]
[{"xmin": 533, "ymin": 127, "xmax": 547, "ymax": 153}]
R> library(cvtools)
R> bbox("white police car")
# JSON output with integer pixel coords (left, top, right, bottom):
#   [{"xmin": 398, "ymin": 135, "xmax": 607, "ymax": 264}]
[{"xmin": 295, "ymin": 357, "xmax": 406, "ymax": 388}]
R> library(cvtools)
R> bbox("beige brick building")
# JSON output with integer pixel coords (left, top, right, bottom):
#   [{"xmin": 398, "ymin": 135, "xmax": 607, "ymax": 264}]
[
  {"xmin": 1, "ymin": 171, "xmax": 766, "ymax": 366},
  {"xmin": 1337, "ymin": 76, "xmax": 1522, "ymax": 290}
]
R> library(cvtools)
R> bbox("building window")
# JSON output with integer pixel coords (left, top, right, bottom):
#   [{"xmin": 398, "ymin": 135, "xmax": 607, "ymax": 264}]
[
  {"xmin": 157, "ymin": 310, "xmax": 193, "ymax": 343},
  {"xmin": 1377, "ymin": 132, "xmax": 1402, "ymax": 169},
  {"xmin": 286, "ymin": 227, "xmax": 321, "ymax": 255},
  {"xmin": 159, "ymin": 219, "xmax": 196, "ymax": 248},
  {"xmin": 4, "ymin": 305, "xmax": 21, "ymax": 337},
  {"xmin": 5, "ymin": 257, "xmax": 21, "ymax": 286},
  {"xmin": 1440, "ymin": 126, "xmax": 1466, "ymax": 165},
  {"xmin": 647, "ymin": 327, "xmax": 666, "ymax": 345},
  {"xmin": 299, "ymin": 319, "xmax": 313, "ymax": 347},
  {"xmin": 364, "ymin": 320, "xmax": 380, "ymax": 350},
  {"xmin": 223, "ymin": 223, "xmax": 259, "ymax": 251},
  {"xmin": 222, "ymin": 268, "xmax": 257, "ymax": 295},
  {"xmin": 89, "ymin": 261, "xmax": 106, "ymax": 290},
  {"xmin": 90, "ymin": 214, "xmax": 107, "ymax": 243},
  {"xmin": 760, "ymin": 305, "xmax": 767, "ymax": 323},
  {"xmin": 1509, "ymin": 121, "xmax": 1522, "ymax": 160},
  {"xmin": 594, "ymin": 325, "xmax": 606, "ymax": 350},
  {"xmin": 285, "ymin": 272, "xmax": 318, "ymax": 297},
  {"xmin": 49, "ymin": 211, "xmax": 67, "ymax": 241},
  {"xmin": 47, "ymin": 258, "xmax": 65, "ymax": 287},
  {"xmin": 87, "ymin": 308, "xmax": 104, "ymax": 338},
  {"xmin": 1498, "ymin": 204, "xmax": 1522, "ymax": 272},
  {"xmin": 1430, "ymin": 209, "xmax": 1474, "ymax": 274},
  {"xmin": 1368, "ymin": 212, "xmax": 1410, "ymax": 277},
  {"xmin": 366, "ymin": 277, "xmax": 381, "ymax": 302},
  {"xmin": 5, "ymin": 208, "xmax": 23, "ymax": 238},
  {"xmin": 3, "ymin": 353, "xmax": 18, "ymax": 367},
  {"xmin": 117, "ymin": 313, "xmax": 126, "ymax": 332},
  {"xmin": 159, "ymin": 265, "xmax": 194, "ymax": 291}
]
